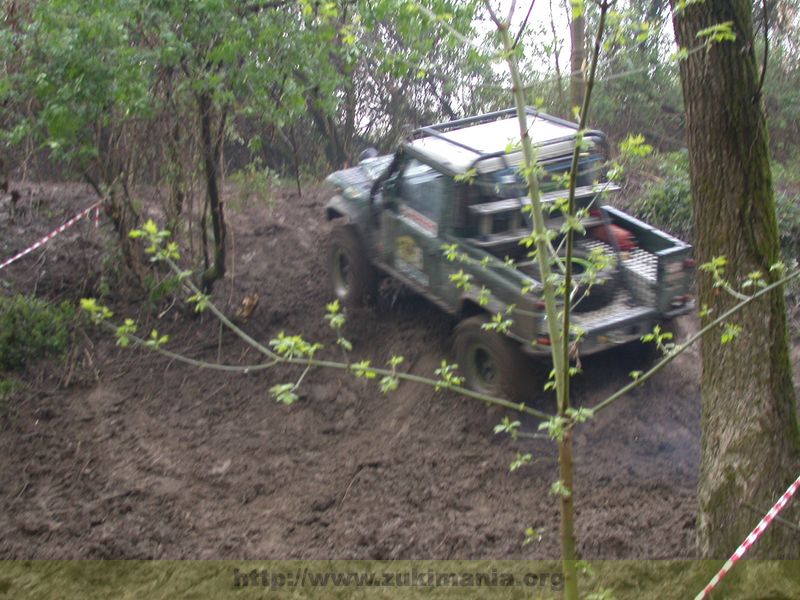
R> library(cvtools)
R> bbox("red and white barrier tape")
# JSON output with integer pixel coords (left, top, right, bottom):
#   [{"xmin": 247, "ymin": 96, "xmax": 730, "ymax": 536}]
[
  {"xmin": 0, "ymin": 202, "xmax": 101, "ymax": 272},
  {"xmin": 695, "ymin": 473, "xmax": 800, "ymax": 600}
]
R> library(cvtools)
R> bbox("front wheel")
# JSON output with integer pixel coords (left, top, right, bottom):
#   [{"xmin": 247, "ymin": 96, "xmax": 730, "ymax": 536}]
[
  {"xmin": 454, "ymin": 315, "xmax": 532, "ymax": 403},
  {"xmin": 328, "ymin": 225, "xmax": 378, "ymax": 307}
]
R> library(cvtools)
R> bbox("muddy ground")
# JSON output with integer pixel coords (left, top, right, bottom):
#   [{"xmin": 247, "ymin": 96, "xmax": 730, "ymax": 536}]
[{"xmin": 0, "ymin": 181, "xmax": 796, "ymax": 561}]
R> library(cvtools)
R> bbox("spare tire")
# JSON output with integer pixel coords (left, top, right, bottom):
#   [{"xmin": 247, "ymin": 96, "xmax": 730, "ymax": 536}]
[
  {"xmin": 568, "ymin": 244, "xmax": 619, "ymax": 312},
  {"xmin": 523, "ymin": 243, "xmax": 619, "ymax": 312}
]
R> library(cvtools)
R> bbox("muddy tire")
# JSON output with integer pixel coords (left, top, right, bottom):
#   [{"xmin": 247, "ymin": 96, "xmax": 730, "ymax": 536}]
[
  {"xmin": 329, "ymin": 225, "xmax": 378, "ymax": 307},
  {"xmin": 454, "ymin": 315, "xmax": 532, "ymax": 402}
]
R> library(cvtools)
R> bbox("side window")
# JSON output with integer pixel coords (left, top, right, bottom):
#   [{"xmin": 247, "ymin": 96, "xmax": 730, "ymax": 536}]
[{"xmin": 398, "ymin": 159, "xmax": 444, "ymax": 223}]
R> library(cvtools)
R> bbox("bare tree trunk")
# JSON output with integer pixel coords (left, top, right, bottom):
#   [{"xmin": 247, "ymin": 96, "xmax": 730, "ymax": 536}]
[
  {"xmin": 569, "ymin": 1, "xmax": 585, "ymax": 113},
  {"xmin": 549, "ymin": 0, "xmax": 565, "ymax": 112},
  {"xmin": 670, "ymin": 0, "xmax": 800, "ymax": 559},
  {"xmin": 198, "ymin": 92, "xmax": 227, "ymax": 292},
  {"xmin": 83, "ymin": 173, "xmax": 146, "ymax": 287}
]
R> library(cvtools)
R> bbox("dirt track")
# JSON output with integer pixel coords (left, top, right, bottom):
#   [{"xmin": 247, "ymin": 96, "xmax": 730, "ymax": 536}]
[{"xmin": 1, "ymin": 181, "xmax": 789, "ymax": 561}]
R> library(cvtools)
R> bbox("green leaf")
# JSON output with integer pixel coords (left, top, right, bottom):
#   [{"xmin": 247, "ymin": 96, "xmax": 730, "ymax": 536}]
[
  {"xmin": 379, "ymin": 375, "xmax": 399, "ymax": 393},
  {"xmin": 696, "ymin": 22, "xmax": 736, "ymax": 45},
  {"xmin": 674, "ymin": 0, "xmax": 706, "ymax": 15},
  {"xmin": 670, "ymin": 47, "xmax": 691, "ymax": 62},
  {"xmin": 144, "ymin": 328, "xmax": 169, "ymax": 349},
  {"xmin": 509, "ymin": 452, "xmax": 532, "ymax": 472},
  {"xmin": 721, "ymin": 323, "xmax": 742, "ymax": 344},
  {"xmin": 79, "ymin": 298, "xmax": 113, "ymax": 324},
  {"xmin": 188, "ymin": 292, "xmax": 210, "ymax": 313},
  {"xmin": 454, "ymin": 167, "xmax": 477, "ymax": 184},
  {"xmin": 538, "ymin": 416, "xmax": 568, "ymax": 442},
  {"xmin": 493, "ymin": 416, "xmax": 521, "ymax": 439},
  {"xmin": 351, "ymin": 360, "xmax": 377, "ymax": 379},
  {"xmin": 434, "ymin": 360, "xmax": 463, "ymax": 391},
  {"xmin": 270, "ymin": 383, "xmax": 298, "ymax": 406},
  {"xmin": 550, "ymin": 480, "xmax": 572, "ymax": 498},
  {"xmin": 269, "ymin": 332, "xmax": 322, "ymax": 359},
  {"xmin": 522, "ymin": 526, "xmax": 541, "ymax": 546},
  {"xmin": 115, "ymin": 318, "xmax": 137, "ymax": 347},
  {"xmin": 619, "ymin": 134, "xmax": 653, "ymax": 159},
  {"xmin": 566, "ymin": 406, "xmax": 594, "ymax": 424}
]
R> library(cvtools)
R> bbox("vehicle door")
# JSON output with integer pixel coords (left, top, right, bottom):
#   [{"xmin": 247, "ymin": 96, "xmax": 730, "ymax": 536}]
[{"xmin": 383, "ymin": 157, "xmax": 446, "ymax": 299}]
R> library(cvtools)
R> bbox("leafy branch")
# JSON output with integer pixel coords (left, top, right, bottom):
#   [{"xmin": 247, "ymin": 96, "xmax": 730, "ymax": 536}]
[
  {"xmin": 592, "ymin": 267, "xmax": 800, "ymax": 414},
  {"xmin": 80, "ymin": 220, "xmax": 556, "ymax": 420}
]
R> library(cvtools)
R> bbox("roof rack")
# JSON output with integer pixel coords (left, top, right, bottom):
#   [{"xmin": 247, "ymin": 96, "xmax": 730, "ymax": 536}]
[
  {"xmin": 407, "ymin": 107, "xmax": 608, "ymax": 175},
  {"xmin": 414, "ymin": 107, "xmax": 579, "ymax": 138}
]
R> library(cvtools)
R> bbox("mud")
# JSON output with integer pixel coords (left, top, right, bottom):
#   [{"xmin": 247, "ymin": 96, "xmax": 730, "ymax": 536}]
[{"xmin": 0, "ymin": 181, "xmax": 794, "ymax": 560}]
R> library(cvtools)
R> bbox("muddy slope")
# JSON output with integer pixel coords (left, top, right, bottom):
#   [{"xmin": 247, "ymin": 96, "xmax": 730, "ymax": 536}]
[{"xmin": 0, "ymin": 181, "xmax": 753, "ymax": 560}]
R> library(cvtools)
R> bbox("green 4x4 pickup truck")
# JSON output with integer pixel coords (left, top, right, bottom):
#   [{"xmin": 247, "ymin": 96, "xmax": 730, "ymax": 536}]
[{"xmin": 324, "ymin": 108, "xmax": 694, "ymax": 401}]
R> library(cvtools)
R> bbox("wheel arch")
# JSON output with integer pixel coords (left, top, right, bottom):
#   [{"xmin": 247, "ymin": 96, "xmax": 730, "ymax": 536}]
[
  {"xmin": 325, "ymin": 195, "xmax": 357, "ymax": 222},
  {"xmin": 459, "ymin": 298, "xmax": 490, "ymax": 321}
]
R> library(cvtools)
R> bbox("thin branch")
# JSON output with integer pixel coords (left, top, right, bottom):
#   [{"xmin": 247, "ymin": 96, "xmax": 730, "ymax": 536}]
[
  {"xmin": 561, "ymin": 0, "xmax": 610, "ymax": 415},
  {"xmin": 484, "ymin": 0, "xmax": 501, "ymax": 28},
  {"xmin": 592, "ymin": 269, "xmax": 800, "ymax": 414},
  {"xmin": 102, "ymin": 323, "xmax": 278, "ymax": 373},
  {"xmin": 496, "ymin": 10, "xmax": 568, "ymax": 419},
  {"xmin": 743, "ymin": 502, "xmax": 800, "ymax": 533},
  {"xmin": 516, "ymin": 430, "xmax": 550, "ymax": 440},
  {"xmin": 167, "ymin": 257, "xmax": 282, "ymax": 361},
  {"xmin": 412, "ymin": 1, "xmax": 501, "ymax": 59},
  {"xmin": 755, "ymin": 0, "xmax": 769, "ymax": 102},
  {"xmin": 125, "ymin": 259, "xmax": 558, "ymax": 420},
  {"xmin": 484, "ymin": 43, "xmax": 707, "ymax": 94},
  {"xmin": 513, "ymin": 0, "xmax": 536, "ymax": 48},
  {"xmin": 506, "ymin": 0, "xmax": 518, "ymax": 23}
]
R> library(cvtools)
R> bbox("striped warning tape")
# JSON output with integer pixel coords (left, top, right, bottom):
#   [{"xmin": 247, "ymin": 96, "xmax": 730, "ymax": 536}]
[
  {"xmin": 695, "ymin": 472, "xmax": 800, "ymax": 600},
  {"xmin": 0, "ymin": 202, "xmax": 101, "ymax": 271}
]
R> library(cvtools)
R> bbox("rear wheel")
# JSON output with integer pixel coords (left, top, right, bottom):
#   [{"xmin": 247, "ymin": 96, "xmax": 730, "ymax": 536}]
[
  {"xmin": 454, "ymin": 315, "xmax": 532, "ymax": 402},
  {"xmin": 329, "ymin": 225, "xmax": 378, "ymax": 307}
]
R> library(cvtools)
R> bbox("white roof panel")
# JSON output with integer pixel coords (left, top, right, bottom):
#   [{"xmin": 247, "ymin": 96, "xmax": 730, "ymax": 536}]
[{"xmin": 408, "ymin": 115, "xmax": 578, "ymax": 174}]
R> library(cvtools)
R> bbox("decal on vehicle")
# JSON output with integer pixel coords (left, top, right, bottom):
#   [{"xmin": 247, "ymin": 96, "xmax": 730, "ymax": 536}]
[
  {"xmin": 395, "ymin": 235, "xmax": 429, "ymax": 286},
  {"xmin": 399, "ymin": 203, "xmax": 438, "ymax": 237}
]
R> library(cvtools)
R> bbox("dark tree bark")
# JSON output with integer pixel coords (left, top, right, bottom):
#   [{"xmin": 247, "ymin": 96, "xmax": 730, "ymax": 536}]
[
  {"xmin": 670, "ymin": 0, "xmax": 800, "ymax": 559},
  {"xmin": 569, "ymin": 1, "xmax": 586, "ymax": 112},
  {"xmin": 198, "ymin": 92, "xmax": 227, "ymax": 292}
]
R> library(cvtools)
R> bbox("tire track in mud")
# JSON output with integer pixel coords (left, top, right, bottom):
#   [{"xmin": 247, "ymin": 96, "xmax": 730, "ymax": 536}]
[{"xmin": 0, "ymin": 182, "xmax": 722, "ymax": 561}]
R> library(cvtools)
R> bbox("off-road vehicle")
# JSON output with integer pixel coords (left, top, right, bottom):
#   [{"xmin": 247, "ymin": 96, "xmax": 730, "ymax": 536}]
[{"xmin": 324, "ymin": 108, "xmax": 693, "ymax": 400}]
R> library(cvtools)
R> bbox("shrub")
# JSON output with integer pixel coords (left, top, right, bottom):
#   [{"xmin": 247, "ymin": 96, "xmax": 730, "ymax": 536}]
[
  {"xmin": 0, "ymin": 295, "xmax": 77, "ymax": 371},
  {"xmin": 631, "ymin": 151, "xmax": 693, "ymax": 242},
  {"xmin": 227, "ymin": 159, "xmax": 280, "ymax": 214},
  {"xmin": 632, "ymin": 152, "xmax": 800, "ymax": 263},
  {"xmin": 772, "ymin": 160, "xmax": 800, "ymax": 262}
]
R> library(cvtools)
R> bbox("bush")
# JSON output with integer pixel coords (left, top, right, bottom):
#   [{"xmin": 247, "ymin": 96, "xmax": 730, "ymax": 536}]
[
  {"xmin": 227, "ymin": 159, "xmax": 280, "ymax": 214},
  {"xmin": 631, "ymin": 151, "xmax": 693, "ymax": 242},
  {"xmin": 632, "ymin": 152, "xmax": 800, "ymax": 263},
  {"xmin": 0, "ymin": 295, "xmax": 77, "ymax": 371},
  {"xmin": 772, "ymin": 160, "xmax": 800, "ymax": 262}
]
